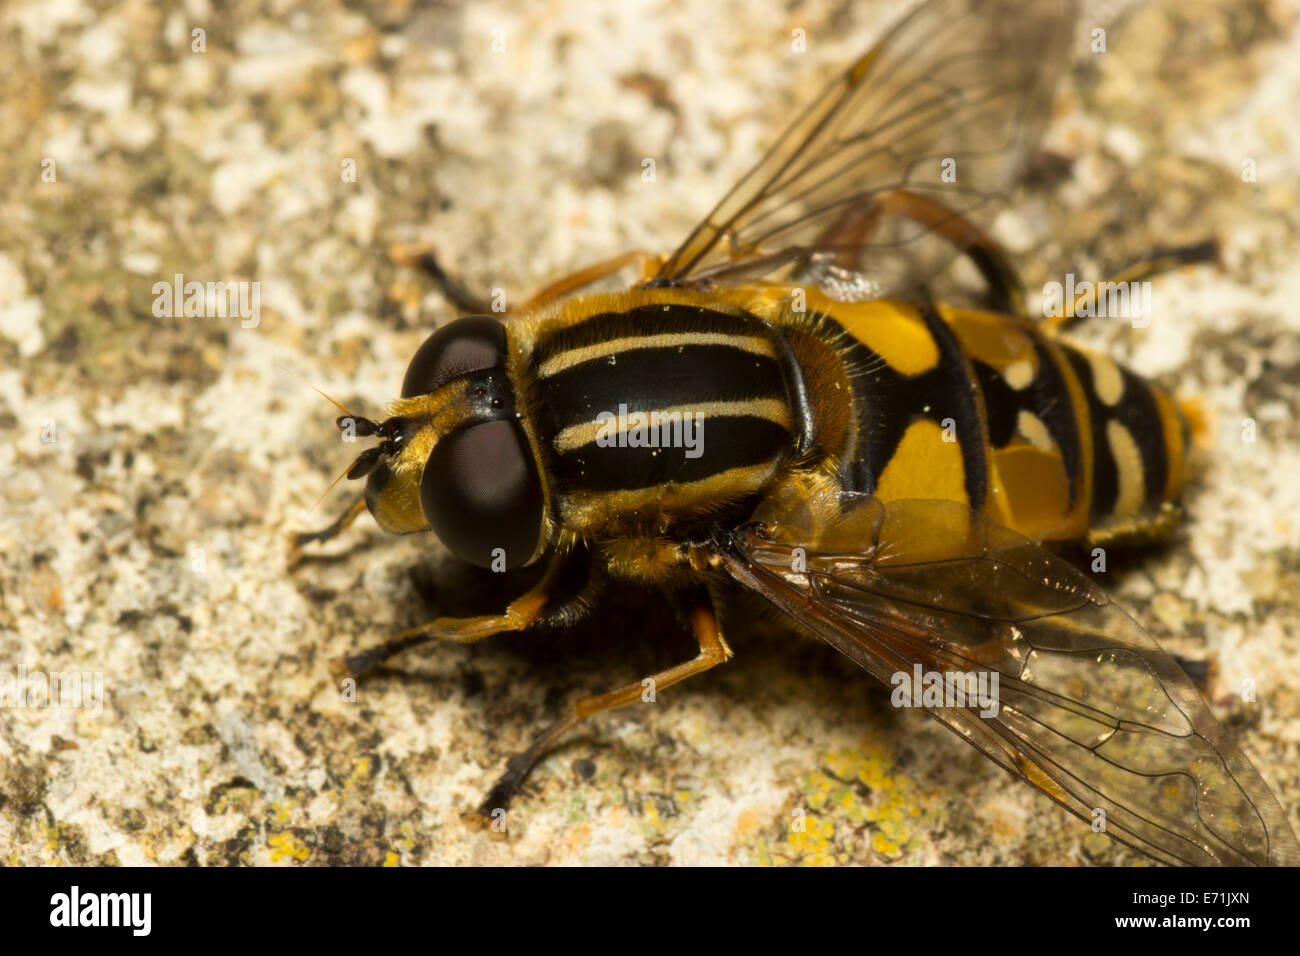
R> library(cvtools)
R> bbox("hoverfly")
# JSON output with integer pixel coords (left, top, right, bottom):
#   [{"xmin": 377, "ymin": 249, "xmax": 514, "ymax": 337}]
[{"xmin": 294, "ymin": 0, "xmax": 1300, "ymax": 865}]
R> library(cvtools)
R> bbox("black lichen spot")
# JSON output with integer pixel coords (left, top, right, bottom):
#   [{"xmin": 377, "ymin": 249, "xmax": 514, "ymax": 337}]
[
  {"xmin": 218, "ymin": 824, "xmax": 258, "ymax": 866},
  {"xmin": 121, "ymin": 807, "xmax": 147, "ymax": 831},
  {"xmin": 317, "ymin": 826, "xmax": 346, "ymax": 859},
  {"xmin": 117, "ymin": 609, "xmax": 147, "ymax": 628},
  {"xmin": 205, "ymin": 776, "xmax": 259, "ymax": 815}
]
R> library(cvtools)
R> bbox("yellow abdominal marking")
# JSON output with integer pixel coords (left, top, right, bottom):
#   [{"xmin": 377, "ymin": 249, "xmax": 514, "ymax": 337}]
[
  {"xmin": 1017, "ymin": 410, "xmax": 1053, "ymax": 451},
  {"xmin": 1003, "ymin": 360, "xmax": 1034, "ymax": 390},
  {"xmin": 1106, "ymin": 421, "xmax": 1146, "ymax": 517},
  {"xmin": 873, "ymin": 419, "xmax": 968, "ymax": 505},
  {"xmin": 831, "ymin": 300, "xmax": 940, "ymax": 376},
  {"xmin": 1088, "ymin": 352, "xmax": 1125, "ymax": 406}
]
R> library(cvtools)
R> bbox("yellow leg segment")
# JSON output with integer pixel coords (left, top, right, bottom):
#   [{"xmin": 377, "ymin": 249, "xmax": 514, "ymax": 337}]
[{"xmin": 468, "ymin": 595, "xmax": 732, "ymax": 824}]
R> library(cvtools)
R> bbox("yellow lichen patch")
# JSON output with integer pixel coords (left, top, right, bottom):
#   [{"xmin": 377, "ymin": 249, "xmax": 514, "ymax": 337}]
[
  {"xmin": 268, "ymin": 831, "xmax": 311, "ymax": 864},
  {"xmin": 390, "ymin": 824, "xmax": 418, "ymax": 863},
  {"xmin": 209, "ymin": 783, "xmax": 259, "ymax": 817},
  {"xmin": 645, "ymin": 799, "xmax": 661, "ymax": 829},
  {"xmin": 342, "ymin": 756, "xmax": 374, "ymax": 796},
  {"xmin": 44, "ymin": 820, "xmax": 62, "ymax": 854},
  {"xmin": 747, "ymin": 742, "xmax": 925, "ymax": 865},
  {"xmin": 786, "ymin": 811, "xmax": 838, "ymax": 866},
  {"xmin": 640, "ymin": 797, "xmax": 664, "ymax": 840}
]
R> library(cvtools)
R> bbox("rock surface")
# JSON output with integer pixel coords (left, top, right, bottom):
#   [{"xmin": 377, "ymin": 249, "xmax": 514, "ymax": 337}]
[{"xmin": 2, "ymin": 0, "xmax": 1298, "ymax": 865}]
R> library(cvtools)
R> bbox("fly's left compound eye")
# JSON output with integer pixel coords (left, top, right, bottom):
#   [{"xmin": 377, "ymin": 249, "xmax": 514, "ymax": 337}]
[
  {"xmin": 420, "ymin": 419, "xmax": 543, "ymax": 569},
  {"xmin": 402, "ymin": 315, "xmax": 506, "ymax": 398}
]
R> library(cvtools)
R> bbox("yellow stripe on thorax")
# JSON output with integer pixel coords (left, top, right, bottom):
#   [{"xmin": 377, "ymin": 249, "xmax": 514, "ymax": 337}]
[{"xmin": 535, "ymin": 331, "xmax": 776, "ymax": 378}]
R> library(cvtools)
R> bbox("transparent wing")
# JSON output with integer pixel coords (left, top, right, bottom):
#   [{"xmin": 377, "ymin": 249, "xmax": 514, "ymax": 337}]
[
  {"xmin": 718, "ymin": 489, "xmax": 1300, "ymax": 866},
  {"xmin": 653, "ymin": 0, "xmax": 1076, "ymax": 303}
]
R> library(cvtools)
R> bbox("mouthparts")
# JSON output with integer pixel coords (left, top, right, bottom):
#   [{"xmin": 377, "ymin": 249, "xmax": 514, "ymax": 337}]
[{"xmin": 337, "ymin": 415, "xmax": 401, "ymax": 481}]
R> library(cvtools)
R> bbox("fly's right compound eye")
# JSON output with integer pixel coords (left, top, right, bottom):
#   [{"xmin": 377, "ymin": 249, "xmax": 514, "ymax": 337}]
[
  {"xmin": 402, "ymin": 315, "xmax": 506, "ymax": 398},
  {"xmin": 420, "ymin": 419, "xmax": 544, "ymax": 570}
]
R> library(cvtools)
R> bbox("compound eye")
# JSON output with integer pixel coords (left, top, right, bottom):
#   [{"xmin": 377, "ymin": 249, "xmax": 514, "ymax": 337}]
[
  {"xmin": 420, "ymin": 420, "xmax": 543, "ymax": 569},
  {"xmin": 401, "ymin": 315, "xmax": 506, "ymax": 398}
]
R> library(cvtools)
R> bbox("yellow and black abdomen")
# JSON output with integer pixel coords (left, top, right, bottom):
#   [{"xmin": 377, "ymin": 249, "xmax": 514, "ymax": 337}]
[
  {"xmin": 520, "ymin": 294, "xmax": 801, "ymax": 534},
  {"xmin": 512, "ymin": 287, "xmax": 1190, "ymax": 547},
  {"xmin": 1052, "ymin": 335, "xmax": 1191, "ymax": 539},
  {"xmin": 804, "ymin": 296, "xmax": 1191, "ymax": 545}
]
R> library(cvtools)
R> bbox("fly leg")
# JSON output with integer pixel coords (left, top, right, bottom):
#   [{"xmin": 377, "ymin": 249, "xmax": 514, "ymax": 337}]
[
  {"xmin": 389, "ymin": 242, "xmax": 494, "ymax": 315},
  {"xmin": 1043, "ymin": 238, "xmax": 1220, "ymax": 333},
  {"xmin": 288, "ymin": 494, "xmax": 367, "ymax": 563},
  {"xmin": 468, "ymin": 588, "xmax": 732, "ymax": 825},
  {"xmin": 519, "ymin": 250, "xmax": 666, "ymax": 311},
  {"xmin": 794, "ymin": 188, "xmax": 1029, "ymax": 317},
  {"xmin": 334, "ymin": 548, "xmax": 600, "ymax": 680},
  {"xmin": 391, "ymin": 242, "xmax": 663, "ymax": 316},
  {"xmin": 879, "ymin": 188, "xmax": 1028, "ymax": 316}
]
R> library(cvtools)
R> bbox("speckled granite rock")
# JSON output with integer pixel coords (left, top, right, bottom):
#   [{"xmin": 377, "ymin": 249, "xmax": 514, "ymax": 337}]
[{"xmin": 1, "ymin": 0, "xmax": 1297, "ymax": 866}]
